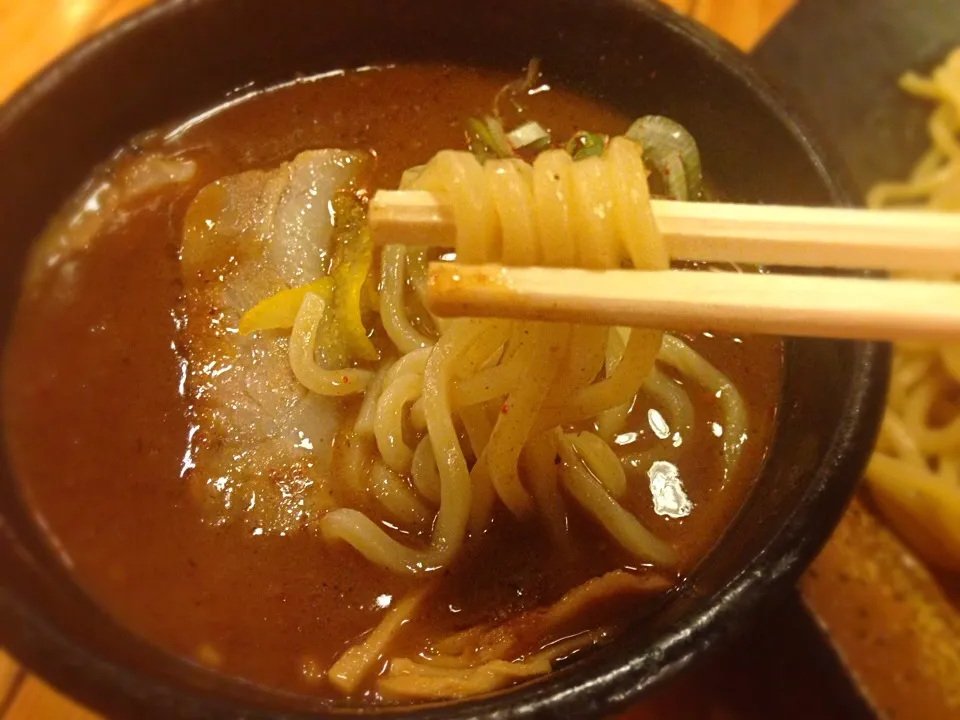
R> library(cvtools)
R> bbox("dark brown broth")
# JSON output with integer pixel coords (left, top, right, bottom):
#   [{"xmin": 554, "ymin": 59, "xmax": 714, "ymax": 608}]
[{"xmin": 3, "ymin": 64, "xmax": 781, "ymax": 702}]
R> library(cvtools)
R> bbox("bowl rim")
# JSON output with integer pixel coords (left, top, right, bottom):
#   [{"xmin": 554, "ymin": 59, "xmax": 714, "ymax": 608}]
[{"xmin": 0, "ymin": 0, "xmax": 890, "ymax": 718}]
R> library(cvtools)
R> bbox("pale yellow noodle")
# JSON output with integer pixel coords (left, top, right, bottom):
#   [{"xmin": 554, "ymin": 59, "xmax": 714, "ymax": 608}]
[
  {"xmin": 375, "ymin": 373, "xmax": 422, "ymax": 474},
  {"xmin": 452, "ymin": 353, "xmax": 525, "ymax": 408},
  {"xmin": 643, "ymin": 366, "xmax": 695, "ymax": 435},
  {"xmin": 338, "ymin": 433, "xmax": 375, "ymax": 498},
  {"xmin": 406, "ymin": 247, "xmax": 432, "ymax": 306},
  {"xmin": 658, "ymin": 334, "xmax": 746, "ymax": 476},
  {"xmin": 568, "ymin": 154, "xmax": 618, "ymax": 268},
  {"xmin": 902, "ymin": 375, "xmax": 960, "ymax": 454},
  {"xmin": 459, "ymin": 404, "xmax": 497, "ymax": 531},
  {"xmin": 540, "ymin": 328, "xmax": 663, "ymax": 430},
  {"xmin": 521, "ymin": 432, "xmax": 570, "ymax": 547},
  {"xmin": 408, "ymin": 398, "xmax": 427, "ymax": 431},
  {"xmin": 385, "ymin": 346, "xmax": 432, "ymax": 383},
  {"xmin": 474, "ymin": 324, "xmax": 569, "ymax": 516},
  {"xmin": 453, "ymin": 322, "xmax": 511, "ymax": 377},
  {"xmin": 325, "ymin": 140, "xmax": 698, "ymax": 581},
  {"xmin": 557, "ymin": 432, "xmax": 676, "ymax": 565},
  {"xmin": 321, "ymin": 321, "xmax": 485, "ymax": 574},
  {"xmin": 531, "ymin": 150, "xmax": 575, "ymax": 266},
  {"xmin": 408, "ymin": 151, "xmax": 496, "ymax": 262},
  {"xmin": 541, "ymin": 326, "xmax": 608, "ymax": 411},
  {"xmin": 486, "ymin": 159, "xmax": 538, "ymax": 265},
  {"xmin": 569, "ymin": 431, "xmax": 628, "ymax": 498},
  {"xmin": 940, "ymin": 342, "xmax": 960, "ymax": 380},
  {"xmin": 595, "ymin": 327, "xmax": 634, "ymax": 442},
  {"xmin": 865, "ymin": 453, "xmax": 960, "ymax": 571},
  {"xmin": 878, "ymin": 410, "xmax": 926, "ymax": 468},
  {"xmin": 354, "ymin": 361, "xmax": 393, "ymax": 436},
  {"xmin": 381, "ymin": 245, "xmax": 434, "ymax": 353},
  {"xmin": 411, "ymin": 436, "xmax": 441, "ymax": 505},
  {"xmin": 369, "ymin": 461, "xmax": 431, "ymax": 527},
  {"xmin": 607, "ymin": 137, "xmax": 670, "ymax": 270},
  {"xmin": 865, "ymin": 47, "xmax": 960, "ymax": 570},
  {"xmin": 289, "ymin": 292, "xmax": 372, "ymax": 396}
]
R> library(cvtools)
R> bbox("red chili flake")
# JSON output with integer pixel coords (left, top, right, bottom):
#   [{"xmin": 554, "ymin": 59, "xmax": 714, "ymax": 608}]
[
  {"xmin": 501, "ymin": 404, "xmax": 509, "ymax": 414},
  {"xmin": 342, "ymin": 376, "xmax": 350, "ymax": 383}
]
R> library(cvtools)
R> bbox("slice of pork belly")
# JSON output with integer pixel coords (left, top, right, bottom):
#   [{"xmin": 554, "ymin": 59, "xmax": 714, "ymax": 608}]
[{"xmin": 180, "ymin": 150, "xmax": 368, "ymax": 533}]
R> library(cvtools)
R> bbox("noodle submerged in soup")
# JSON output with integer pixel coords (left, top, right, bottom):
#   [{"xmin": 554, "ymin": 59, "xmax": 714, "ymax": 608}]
[{"xmin": 4, "ymin": 64, "xmax": 781, "ymax": 703}]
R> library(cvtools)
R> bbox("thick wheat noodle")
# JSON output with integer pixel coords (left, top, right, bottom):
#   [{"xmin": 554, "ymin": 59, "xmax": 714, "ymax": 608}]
[
  {"xmin": 320, "ymin": 321, "xmax": 486, "ymax": 573},
  {"xmin": 477, "ymin": 323, "xmax": 570, "ymax": 515},
  {"xmin": 557, "ymin": 431, "xmax": 676, "ymax": 564},
  {"xmin": 595, "ymin": 327, "xmax": 634, "ymax": 442},
  {"xmin": 375, "ymin": 373, "xmax": 423, "ymax": 473},
  {"xmin": 385, "ymin": 346, "xmax": 431, "ymax": 384},
  {"xmin": 369, "ymin": 461, "xmax": 431, "ymax": 526},
  {"xmin": 521, "ymin": 432, "xmax": 570, "ymax": 548},
  {"xmin": 406, "ymin": 247, "xmax": 432, "ymax": 305},
  {"xmin": 569, "ymin": 431, "xmax": 628, "ymax": 498},
  {"xmin": 456, "ymin": 403, "xmax": 498, "ymax": 531},
  {"xmin": 321, "ymin": 138, "xmax": 760, "ymax": 573},
  {"xmin": 322, "ymin": 141, "xmax": 732, "ymax": 575},
  {"xmin": 540, "ymin": 326, "xmax": 608, "ymax": 410},
  {"xmin": 535, "ymin": 328, "xmax": 662, "ymax": 431},
  {"xmin": 290, "ymin": 292, "xmax": 373, "ymax": 395},
  {"xmin": 453, "ymin": 323, "xmax": 511, "ymax": 376},
  {"xmin": 878, "ymin": 410, "xmax": 926, "ymax": 467},
  {"xmin": 452, "ymin": 352, "xmax": 527, "ymax": 408},
  {"xmin": 865, "ymin": 47, "xmax": 960, "ymax": 571},
  {"xmin": 411, "ymin": 436, "xmax": 441, "ymax": 505},
  {"xmin": 902, "ymin": 375, "xmax": 960, "ymax": 453},
  {"xmin": 297, "ymin": 136, "xmax": 761, "ymax": 593},
  {"xmin": 643, "ymin": 365, "xmax": 695, "ymax": 435},
  {"xmin": 354, "ymin": 361, "xmax": 393, "ymax": 436},
  {"xmin": 381, "ymin": 245, "xmax": 434, "ymax": 353},
  {"xmin": 658, "ymin": 334, "xmax": 746, "ymax": 476}
]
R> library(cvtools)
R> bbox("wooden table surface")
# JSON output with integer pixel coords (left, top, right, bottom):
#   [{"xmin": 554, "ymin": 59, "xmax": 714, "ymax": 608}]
[{"xmin": 0, "ymin": 1, "xmax": 795, "ymax": 717}]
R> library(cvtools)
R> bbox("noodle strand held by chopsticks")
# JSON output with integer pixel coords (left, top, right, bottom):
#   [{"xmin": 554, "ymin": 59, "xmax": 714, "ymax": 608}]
[
  {"xmin": 249, "ymin": 132, "xmax": 754, "ymax": 699},
  {"xmin": 291, "ymin": 136, "xmax": 754, "ymax": 580}
]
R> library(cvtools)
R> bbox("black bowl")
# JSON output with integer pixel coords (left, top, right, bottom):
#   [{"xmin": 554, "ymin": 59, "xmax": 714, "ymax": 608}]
[
  {"xmin": 0, "ymin": 1, "xmax": 888, "ymax": 718},
  {"xmin": 754, "ymin": 0, "xmax": 960, "ymax": 198}
]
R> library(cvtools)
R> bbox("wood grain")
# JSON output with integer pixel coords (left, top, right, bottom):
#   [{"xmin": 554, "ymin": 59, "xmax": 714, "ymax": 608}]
[
  {"xmin": 661, "ymin": 0, "xmax": 795, "ymax": 49},
  {"xmin": 372, "ymin": 190, "xmax": 960, "ymax": 274},
  {"xmin": 0, "ymin": 0, "xmax": 795, "ymax": 717},
  {"xmin": 0, "ymin": 0, "xmax": 152, "ymax": 101},
  {"xmin": 0, "ymin": 653, "xmax": 23, "ymax": 716},
  {"xmin": 799, "ymin": 500, "xmax": 960, "ymax": 718},
  {"xmin": 3, "ymin": 678, "xmax": 99, "ymax": 720}
]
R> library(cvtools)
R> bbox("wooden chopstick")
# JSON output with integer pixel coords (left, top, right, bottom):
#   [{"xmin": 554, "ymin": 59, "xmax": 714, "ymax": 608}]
[
  {"xmin": 370, "ymin": 190, "xmax": 960, "ymax": 273},
  {"xmin": 426, "ymin": 263, "xmax": 960, "ymax": 342},
  {"xmin": 370, "ymin": 189, "xmax": 960, "ymax": 341}
]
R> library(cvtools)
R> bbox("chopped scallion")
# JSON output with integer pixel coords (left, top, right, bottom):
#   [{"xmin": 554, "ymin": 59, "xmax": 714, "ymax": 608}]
[
  {"xmin": 507, "ymin": 121, "xmax": 551, "ymax": 150},
  {"xmin": 465, "ymin": 116, "xmax": 514, "ymax": 162},
  {"xmin": 565, "ymin": 131, "xmax": 607, "ymax": 161}
]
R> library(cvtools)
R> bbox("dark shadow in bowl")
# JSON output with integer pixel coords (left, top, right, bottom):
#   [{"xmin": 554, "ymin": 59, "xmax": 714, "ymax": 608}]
[
  {"xmin": 754, "ymin": 0, "xmax": 960, "ymax": 198},
  {"xmin": 0, "ymin": 0, "xmax": 887, "ymax": 717}
]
